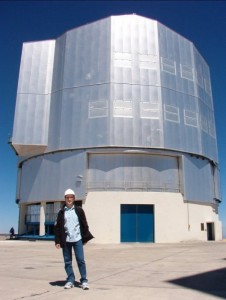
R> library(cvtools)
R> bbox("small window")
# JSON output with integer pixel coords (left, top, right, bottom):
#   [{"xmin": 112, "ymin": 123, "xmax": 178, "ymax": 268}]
[
  {"xmin": 114, "ymin": 52, "xmax": 132, "ymax": 68},
  {"xmin": 161, "ymin": 57, "xmax": 176, "ymax": 75},
  {"xmin": 184, "ymin": 110, "xmax": 198, "ymax": 127},
  {"xmin": 139, "ymin": 54, "xmax": 157, "ymax": 70},
  {"xmin": 164, "ymin": 105, "xmax": 180, "ymax": 123},
  {"xmin": 201, "ymin": 223, "xmax": 204, "ymax": 231},
  {"xmin": 89, "ymin": 101, "xmax": 108, "ymax": 118},
  {"xmin": 180, "ymin": 64, "xmax": 194, "ymax": 81},
  {"xmin": 140, "ymin": 102, "xmax": 160, "ymax": 119},
  {"xmin": 113, "ymin": 100, "xmax": 133, "ymax": 118}
]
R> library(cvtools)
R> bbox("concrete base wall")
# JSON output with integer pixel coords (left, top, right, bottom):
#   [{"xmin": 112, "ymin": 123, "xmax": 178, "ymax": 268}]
[
  {"xmin": 18, "ymin": 191, "xmax": 222, "ymax": 243},
  {"xmin": 83, "ymin": 192, "xmax": 222, "ymax": 243},
  {"xmin": 18, "ymin": 204, "xmax": 27, "ymax": 235}
]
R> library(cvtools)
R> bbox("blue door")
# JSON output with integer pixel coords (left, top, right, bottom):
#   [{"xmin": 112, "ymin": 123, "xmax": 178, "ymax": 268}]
[
  {"xmin": 121, "ymin": 205, "xmax": 137, "ymax": 242},
  {"xmin": 121, "ymin": 204, "xmax": 154, "ymax": 242}
]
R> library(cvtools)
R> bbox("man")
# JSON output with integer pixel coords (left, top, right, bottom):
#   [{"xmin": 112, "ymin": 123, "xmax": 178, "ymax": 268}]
[
  {"xmin": 54, "ymin": 189, "xmax": 94, "ymax": 290},
  {"xmin": 9, "ymin": 227, "xmax": 15, "ymax": 240}
]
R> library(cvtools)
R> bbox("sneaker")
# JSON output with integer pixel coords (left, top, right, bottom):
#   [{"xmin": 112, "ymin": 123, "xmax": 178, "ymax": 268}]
[
  {"xmin": 64, "ymin": 282, "xmax": 74, "ymax": 289},
  {"xmin": 81, "ymin": 281, "xmax": 89, "ymax": 290}
]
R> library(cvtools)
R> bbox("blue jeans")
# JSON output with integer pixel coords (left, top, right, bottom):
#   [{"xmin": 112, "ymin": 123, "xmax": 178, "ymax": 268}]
[{"xmin": 62, "ymin": 239, "xmax": 87, "ymax": 284}]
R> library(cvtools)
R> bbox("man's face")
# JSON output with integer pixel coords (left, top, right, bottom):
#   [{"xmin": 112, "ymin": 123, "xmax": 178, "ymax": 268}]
[{"xmin": 65, "ymin": 194, "xmax": 75, "ymax": 207}]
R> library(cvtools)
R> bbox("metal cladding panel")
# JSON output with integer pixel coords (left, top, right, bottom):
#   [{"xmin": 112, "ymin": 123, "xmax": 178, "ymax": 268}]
[
  {"xmin": 110, "ymin": 84, "xmax": 163, "ymax": 147},
  {"xmin": 183, "ymin": 155, "xmax": 214, "ymax": 202},
  {"xmin": 63, "ymin": 19, "xmax": 111, "ymax": 87},
  {"xmin": 193, "ymin": 47, "xmax": 218, "ymax": 160},
  {"xmin": 51, "ymin": 34, "xmax": 66, "ymax": 92},
  {"xmin": 12, "ymin": 40, "xmax": 55, "ymax": 155},
  {"xmin": 88, "ymin": 153, "xmax": 179, "ymax": 192},
  {"xmin": 199, "ymin": 100, "xmax": 218, "ymax": 159},
  {"xmin": 158, "ymin": 23, "xmax": 195, "ymax": 97},
  {"xmin": 51, "ymin": 18, "xmax": 111, "ymax": 92},
  {"xmin": 47, "ymin": 90, "xmax": 62, "ymax": 150},
  {"xmin": 193, "ymin": 46, "xmax": 213, "ymax": 110},
  {"xmin": 158, "ymin": 23, "xmax": 218, "ymax": 162},
  {"xmin": 161, "ymin": 87, "xmax": 201, "ymax": 154},
  {"xmin": 110, "ymin": 16, "xmax": 163, "ymax": 148},
  {"xmin": 60, "ymin": 86, "xmax": 110, "ymax": 148},
  {"xmin": 213, "ymin": 167, "xmax": 221, "ymax": 200},
  {"xmin": 19, "ymin": 150, "xmax": 86, "ymax": 202},
  {"xmin": 48, "ymin": 18, "xmax": 111, "ymax": 150},
  {"xmin": 48, "ymin": 85, "xmax": 111, "ymax": 150},
  {"xmin": 13, "ymin": 93, "xmax": 50, "ymax": 146},
  {"xmin": 17, "ymin": 41, "xmax": 55, "ymax": 94},
  {"xmin": 111, "ymin": 15, "xmax": 158, "ymax": 56}
]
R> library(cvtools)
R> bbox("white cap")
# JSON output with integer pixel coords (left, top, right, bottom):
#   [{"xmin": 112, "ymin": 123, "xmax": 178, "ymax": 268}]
[{"xmin": 64, "ymin": 189, "xmax": 75, "ymax": 196}]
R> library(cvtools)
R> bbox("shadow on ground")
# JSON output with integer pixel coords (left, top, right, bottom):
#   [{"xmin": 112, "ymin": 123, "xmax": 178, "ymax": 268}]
[
  {"xmin": 167, "ymin": 267, "xmax": 226, "ymax": 299},
  {"xmin": 49, "ymin": 280, "xmax": 81, "ymax": 288}
]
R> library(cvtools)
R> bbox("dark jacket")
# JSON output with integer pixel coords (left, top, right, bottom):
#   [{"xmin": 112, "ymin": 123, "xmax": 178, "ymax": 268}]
[{"xmin": 54, "ymin": 205, "xmax": 94, "ymax": 247}]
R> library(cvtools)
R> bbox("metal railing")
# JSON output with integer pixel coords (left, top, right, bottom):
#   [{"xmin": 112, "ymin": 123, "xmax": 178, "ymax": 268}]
[
  {"xmin": 45, "ymin": 213, "xmax": 58, "ymax": 223},
  {"xmin": 87, "ymin": 181, "xmax": 180, "ymax": 192},
  {"xmin": 25, "ymin": 213, "xmax": 58, "ymax": 224},
  {"xmin": 25, "ymin": 214, "xmax": 40, "ymax": 223}
]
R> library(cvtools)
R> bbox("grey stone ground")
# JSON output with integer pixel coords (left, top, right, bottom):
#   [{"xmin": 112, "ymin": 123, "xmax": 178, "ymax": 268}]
[{"xmin": 1, "ymin": 239, "xmax": 226, "ymax": 300}]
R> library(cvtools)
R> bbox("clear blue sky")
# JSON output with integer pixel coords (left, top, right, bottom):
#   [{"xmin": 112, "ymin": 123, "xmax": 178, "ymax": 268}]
[{"xmin": 0, "ymin": 1, "xmax": 225, "ymax": 235}]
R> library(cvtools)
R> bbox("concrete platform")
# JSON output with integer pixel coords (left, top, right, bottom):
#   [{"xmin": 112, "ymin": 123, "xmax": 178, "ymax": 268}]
[{"xmin": 1, "ymin": 240, "xmax": 226, "ymax": 300}]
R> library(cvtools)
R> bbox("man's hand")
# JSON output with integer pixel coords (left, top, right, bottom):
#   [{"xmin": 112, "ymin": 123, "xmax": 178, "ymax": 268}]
[{"xmin": 55, "ymin": 244, "xmax": 61, "ymax": 249}]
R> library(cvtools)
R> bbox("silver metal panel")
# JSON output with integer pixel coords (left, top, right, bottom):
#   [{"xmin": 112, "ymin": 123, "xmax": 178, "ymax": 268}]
[
  {"xmin": 47, "ymin": 85, "xmax": 111, "ymax": 150},
  {"xmin": 51, "ymin": 34, "xmax": 66, "ymax": 92},
  {"xmin": 110, "ymin": 84, "xmax": 163, "ymax": 147},
  {"xmin": 88, "ymin": 153, "xmax": 179, "ymax": 192},
  {"xmin": 110, "ymin": 16, "xmax": 163, "ymax": 148},
  {"xmin": 12, "ymin": 40, "xmax": 55, "ymax": 155},
  {"xmin": 19, "ymin": 150, "xmax": 86, "ymax": 202},
  {"xmin": 47, "ymin": 90, "xmax": 62, "ymax": 151},
  {"xmin": 162, "ymin": 87, "xmax": 201, "ymax": 154},
  {"xmin": 213, "ymin": 167, "xmax": 221, "ymax": 200},
  {"xmin": 17, "ymin": 41, "xmax": 55, "ymax": 94},
  {"xmin": 158, "ymin": 23, "xmax": 195, "ymax": 97},
  {"xmin": 48, "ymin": 18, "xmax": 111, "ymax": 151},
  {"xmin": 63, "ymin": 19, "xmax": 111, "ymax": 88},
  {"xmin": 183, "ymin": 154, "xmax": 214, "ymax": 202},
  {"xmin": 13, "ymin": 94, "xmax": 50, "ymax": 145},
  {"xmin": 111, "ymin": 15, "xmax": 158, "ymax": 57},
  {"xmin": 158, "ymin": 23, "xmax": 218, "ymax": 161},
  {"xmin": 193, "ymin": 46, "xmax": 217, "ymax": 160},
  {"xmin": 52, "ymin": 17, "xmax": 111, "ymax": 92}
]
